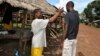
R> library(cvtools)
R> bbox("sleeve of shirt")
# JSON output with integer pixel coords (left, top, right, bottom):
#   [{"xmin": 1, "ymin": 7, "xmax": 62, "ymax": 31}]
[
  {"xmin": 38, "ymin": 19, "xmax": 49, "ymax": 29},
  {"xmin": 64, "ymin": 14, "xmax": 69, "ymax": 24}
]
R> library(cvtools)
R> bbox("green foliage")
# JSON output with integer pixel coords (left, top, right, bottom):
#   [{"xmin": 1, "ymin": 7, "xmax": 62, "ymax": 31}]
[
  {"xmin": 84, "ymin": 0, "xmax": 100, "ymax": 27},
  {"xmin": 84, "ymin": 1, "xmax": 100, "ymax": 22}
]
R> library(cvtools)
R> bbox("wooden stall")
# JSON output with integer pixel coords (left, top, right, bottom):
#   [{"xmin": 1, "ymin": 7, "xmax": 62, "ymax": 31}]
[
  {"xmin": 0, "ymin": 0, "xmax": 64, "ymax": 56},
  {"xmin": 0, "ymin": 0, "xmax": 34, "ymax": 56}
]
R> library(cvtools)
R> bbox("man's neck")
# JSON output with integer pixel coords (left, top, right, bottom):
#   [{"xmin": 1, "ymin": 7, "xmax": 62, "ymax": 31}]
[{"xmin": 70, "ymin": 8, "xmax": 74, "ymax": 12}]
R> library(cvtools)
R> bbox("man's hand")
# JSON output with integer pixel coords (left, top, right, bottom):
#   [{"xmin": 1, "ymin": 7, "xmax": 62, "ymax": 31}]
[
  {"xmin": 56, "ymin": 8, "xmax": 64, "ymax": 15},
  {"xmin": 49, "ymin": 8, "xmax": 63, "ymax": 22}
]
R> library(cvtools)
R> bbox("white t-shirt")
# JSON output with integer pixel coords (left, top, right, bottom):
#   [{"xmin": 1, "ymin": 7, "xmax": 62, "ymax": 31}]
[{"xmin": 31, "ymin": 19, "xmax": 49, "ymax": 48}]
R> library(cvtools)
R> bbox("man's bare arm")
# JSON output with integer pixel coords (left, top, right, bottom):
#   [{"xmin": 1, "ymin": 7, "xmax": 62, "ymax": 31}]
[{"xmin": 49, "ymin": 8, "xmax": 63, "ymax": 22}]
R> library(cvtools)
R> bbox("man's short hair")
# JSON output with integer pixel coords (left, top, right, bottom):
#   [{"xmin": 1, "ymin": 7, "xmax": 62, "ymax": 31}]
[{"xmin": 66, "ymin": 1, "xmax": 74, "ymax": 7}]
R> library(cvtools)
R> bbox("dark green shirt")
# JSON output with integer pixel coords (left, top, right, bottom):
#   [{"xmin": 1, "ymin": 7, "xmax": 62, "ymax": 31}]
[{"xmin": 64, "ymin": 10, "xmax": 80, "ymax": 40}]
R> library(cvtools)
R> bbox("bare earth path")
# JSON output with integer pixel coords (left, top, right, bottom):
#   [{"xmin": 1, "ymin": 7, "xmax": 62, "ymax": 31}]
[{"xmin": 77, "ymin": 24, "xmax": 100, "ymax": 56}]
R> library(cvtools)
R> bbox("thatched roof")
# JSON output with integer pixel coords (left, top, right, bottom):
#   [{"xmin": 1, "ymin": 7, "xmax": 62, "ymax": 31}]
[
  {"xmin": 0, "ymin": 0, "xmax": 35, "ymax": 11},
  {"xmin": 31, "ymin": 0, "xmax": 57, "ymax": 14},
  {"xmin": 0, "ymin": 0, "xmax": 57, "ymax": 14}
]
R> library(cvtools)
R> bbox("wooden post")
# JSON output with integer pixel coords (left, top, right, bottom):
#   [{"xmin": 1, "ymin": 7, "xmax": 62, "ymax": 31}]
[{"xmin": 22, "ymin": 10, "xmax": 27, "ymax": 28}]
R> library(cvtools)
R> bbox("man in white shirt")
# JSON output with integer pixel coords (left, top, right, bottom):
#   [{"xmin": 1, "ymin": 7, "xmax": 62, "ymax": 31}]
[{"xmin": 31, "ymin": 8, "xmax": 63, "ymax": 56}]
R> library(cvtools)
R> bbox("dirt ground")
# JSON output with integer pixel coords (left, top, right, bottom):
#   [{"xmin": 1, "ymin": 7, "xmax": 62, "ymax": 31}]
[{"xmin": 77, "ymin": 24, "xmax": 100, "ymax": 56}]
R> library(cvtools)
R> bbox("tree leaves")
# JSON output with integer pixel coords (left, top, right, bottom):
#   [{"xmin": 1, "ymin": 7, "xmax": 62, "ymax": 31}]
[{"xmin": 84, "ymin": 0, "xmax": 100, "ymax": 22}]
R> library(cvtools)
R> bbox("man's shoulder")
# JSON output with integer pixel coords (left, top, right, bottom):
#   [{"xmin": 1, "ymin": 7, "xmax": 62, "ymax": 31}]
[
  {"xmin": 74, "ymin": 10, "xmax": 78, "ymax": 12},
  {"xmin": 65, "ymin": 12, "xmax": 69, "ymax": 16},
  {"xmin": 73, "ymin": 10, "xmax": 78, "ymax": 14}
]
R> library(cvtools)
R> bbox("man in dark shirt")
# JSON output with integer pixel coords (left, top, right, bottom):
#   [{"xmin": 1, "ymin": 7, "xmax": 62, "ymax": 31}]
[{"xmin": 62, "ymin": 1, "xmax": 80, "ymax": 56}]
